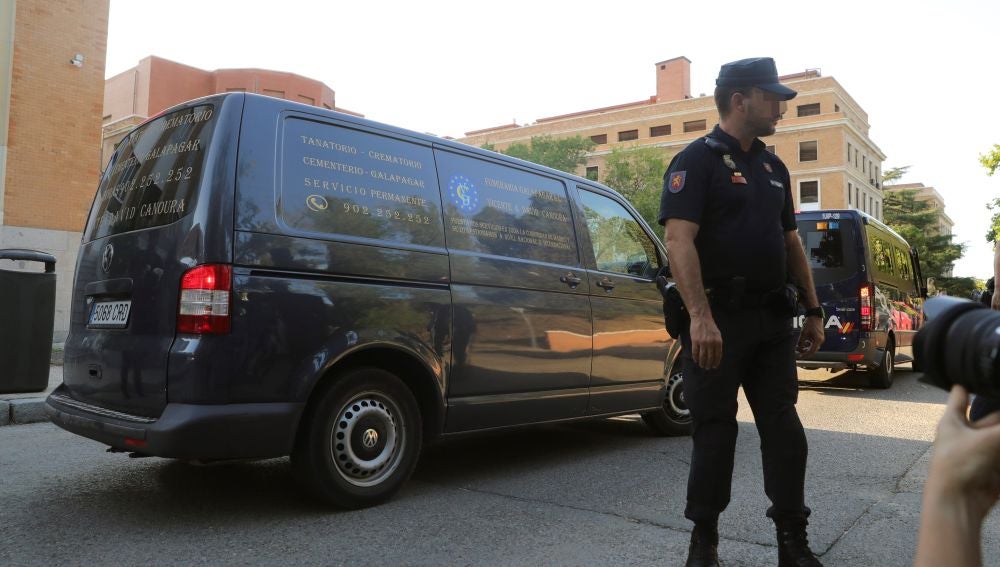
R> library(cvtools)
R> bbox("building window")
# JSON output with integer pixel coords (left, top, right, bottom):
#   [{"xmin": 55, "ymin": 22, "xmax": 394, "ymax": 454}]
[
  {"xmin": 799, "ymin": 141, "xmax": 818, "ymax": 162},
  {"xmin": 797, "ymin": 103, "xmax": 820, "ymax": 117},
  {"xmin": 847, "ymin": 142, "xmax": 852, "ymax": 161},
  {"xmin": 586, "ymin": 166, "xmax": 599, "ymax": 181},
  {"xmin": 856, "ymin": 187, "xmax": 861, "ymax": 209},
  {"xmin": 591, "ymin": 134, "xmax": 608, "ymax": 145},
  {"xmin": 799, "ymin": 180, "xmax": 820, "ymax": 211},
  {"xmin": 848, "ymin": 183, "xmax": 853, "ymax": 206},
  {"xmin": 683, "ymin": 119, "xmax": 707, "ymax": 133},
  {"xmin": 298, "ymin": 95, "xmax": 315, "ymax": 106},
  {"xmin": 618, "ymin": 129, "xmax": 638, "ymax": 142},
  {"xmin": 766, "ymin": 145, "xmax": 776, "ymax": 154},
  {"xmin": 855, "ymin": 149, "xmax": 859, "ymax": 167},
  {"xmin": 263, "ymin": 89, "xmax": 285, "ymax": 99},
  {"xmin": 835, "ymin": 104, "xmax": 840, "ymax": 112},
  {"xmin": 863, "ymin": 156, "xmax": 867, "ymax": 173},
  {"xmin": 650, "ymin": 125, "xmax": 671, "ymax": 137}
]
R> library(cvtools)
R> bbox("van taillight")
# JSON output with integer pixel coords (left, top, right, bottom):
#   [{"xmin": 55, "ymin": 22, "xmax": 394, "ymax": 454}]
[
  {"xmin": 177, "ymin": 264, "xmax": 231, "ymax": 334},
  {"xmin": 859, "ymin": 283, "xmax": 874, "ymax": 331}
]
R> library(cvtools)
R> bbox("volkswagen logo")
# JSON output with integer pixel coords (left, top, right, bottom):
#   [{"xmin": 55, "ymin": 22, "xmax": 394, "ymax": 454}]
[
  {"xmin": 361, "ymin": 428, "xmax": 379, "ymax": 449},
  {"xmin": 101, "ymin": 244, "xmax": 114, "ymax": 273}
]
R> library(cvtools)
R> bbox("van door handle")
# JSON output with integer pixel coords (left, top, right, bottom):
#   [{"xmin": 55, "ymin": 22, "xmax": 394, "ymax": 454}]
[
  {"xmin": 560, "ymin": 273, "xmax": 581, "ymax": 288},
  {"xmin": 597, "ymin": 278, "xmax": 615, "ymax": 291}
]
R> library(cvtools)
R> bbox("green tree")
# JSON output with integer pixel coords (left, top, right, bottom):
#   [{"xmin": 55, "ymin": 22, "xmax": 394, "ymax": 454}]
[
  {"xmin": 495, "ymin": 135, "xmax": 595, "ymax": 174},
  {"xmin": 601, "ymin": 145, "xmax": 668, "ymax": 229},
  {"xmin": 881, "ymin": 165, "xmax": 910, "ymax": 186},
  {"xmin": 980, "ymin": 144, "xmax": 1000, "ymax": 242},
  {"xmin": 980, "ymin": 144, "xmax": 1000, "ymax": 176},
  {"xmin": 883, "ymin": 188, "xmax": 965, "ymax": 289}
]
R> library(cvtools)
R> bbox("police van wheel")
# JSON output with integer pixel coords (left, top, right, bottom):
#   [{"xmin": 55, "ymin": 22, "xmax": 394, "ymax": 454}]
[
  {"xmin": 642, "ymin": 365, "xmax": 691, "ymax": 436},
  {"xmin": 292, "ymin": 367, "xmax": 422, "ymax": 509},
  {"xmin": 868, "ymin": 338, "xmax": 895, "ymax": 389}
]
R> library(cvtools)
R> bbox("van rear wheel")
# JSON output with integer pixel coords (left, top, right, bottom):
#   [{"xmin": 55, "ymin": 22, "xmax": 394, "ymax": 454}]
[
  {"xmin": 868, "ymin": 338, "xmax": 895, "ymax": 389},
  {"xmin": 292, "ymin": 367, "xmax": 422, "ymax": 509}
]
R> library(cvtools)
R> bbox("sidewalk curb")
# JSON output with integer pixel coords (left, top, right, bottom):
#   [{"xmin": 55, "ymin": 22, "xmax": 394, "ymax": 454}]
[{"xmin": 1, "ymin": 397, "xmax": 49, "ymax": 426}]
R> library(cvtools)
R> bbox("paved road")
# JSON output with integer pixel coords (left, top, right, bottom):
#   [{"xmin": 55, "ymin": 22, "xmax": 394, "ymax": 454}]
[{"xmin": 1, "ymin": 367, "xmax": 998, "ymax": 566}]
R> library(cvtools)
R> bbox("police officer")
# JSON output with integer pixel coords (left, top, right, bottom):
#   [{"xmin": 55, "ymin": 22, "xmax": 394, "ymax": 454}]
[{"xmin": 658, "ymin": 57, "xmax": 826, "ymax": 567}]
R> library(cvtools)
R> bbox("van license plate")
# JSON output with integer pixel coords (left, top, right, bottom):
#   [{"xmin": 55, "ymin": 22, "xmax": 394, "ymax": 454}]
[{"xmin": 88, "ymin": 300, "xmax": 132, "ymax": 329}]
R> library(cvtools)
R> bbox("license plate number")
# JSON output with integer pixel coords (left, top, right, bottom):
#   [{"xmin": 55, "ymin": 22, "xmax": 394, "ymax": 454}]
[{"xmin": 88, "ymin": 300, "xmax": 131, "ymax": 328}]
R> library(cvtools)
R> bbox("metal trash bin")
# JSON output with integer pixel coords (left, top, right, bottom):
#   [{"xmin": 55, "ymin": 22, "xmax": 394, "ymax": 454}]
[{"xmin": 0, "ymin": 249, "xmax": 56, "ymax": 394}]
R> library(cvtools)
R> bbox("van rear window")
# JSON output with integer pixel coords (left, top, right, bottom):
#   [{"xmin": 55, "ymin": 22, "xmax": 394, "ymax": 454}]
[
  {"xmin": 796, "ymin": 218, "xmax": 858, "ymax": 285},
  {"xmin": 85, "ymin": 104, "xmax": 216, "ymax": 241}
]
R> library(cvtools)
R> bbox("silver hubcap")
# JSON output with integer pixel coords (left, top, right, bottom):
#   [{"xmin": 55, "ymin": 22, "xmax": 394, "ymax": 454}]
[
  {"xmin": 666, "ymin": 371, "xmax": 690, "ymax": 420},
  {"xmin": 331, "ymin": 393, "xmax": 403, "ymax": 487}
]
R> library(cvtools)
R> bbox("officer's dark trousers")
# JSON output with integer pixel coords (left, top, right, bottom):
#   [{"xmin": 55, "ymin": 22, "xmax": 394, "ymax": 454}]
[{"xmin": 680, "ymin": 304, "xmax": 809, "ymax": 523}]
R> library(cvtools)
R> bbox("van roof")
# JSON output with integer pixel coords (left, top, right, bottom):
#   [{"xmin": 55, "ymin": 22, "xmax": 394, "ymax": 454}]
[
  {"xmin": 795, "ymin": 208, "xmax": 910, "ymax": 246},
  {"xmin": 159, "ymin": 92, "xmax": 630, "ymax": 203}
]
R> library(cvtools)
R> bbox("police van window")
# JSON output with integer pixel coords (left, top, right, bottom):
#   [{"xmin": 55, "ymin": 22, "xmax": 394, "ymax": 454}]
[
  {"xmin": 280, "ymin": 118, "xmax": 444, "ymax": 248},
  {"xmin": 85, "ymin": 104, "xmax": 217, "ymax": 241},
  {"xmin": 577, "ymin": 189, "xmax": 660, "ymax": 278},
  {"xmin": 796, "ymin": 218, "xmax": 857, "ymax": 285},
  {"xmin": 893, "ymin": 246, "xmax": 912, "ymax": 282},
  {"xmin": 871, "ymin": 234, "xmax": 895, "ymax": 275},
  {"xmin": 434, "ymin": 150, "xmax": 578, "ymax": 266}
]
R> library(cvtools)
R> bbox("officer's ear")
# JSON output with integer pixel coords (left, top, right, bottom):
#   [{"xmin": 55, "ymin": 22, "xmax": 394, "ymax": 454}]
[{"xmin": 730, "ymin": 90, "xmax": 749, "ymax": 114}]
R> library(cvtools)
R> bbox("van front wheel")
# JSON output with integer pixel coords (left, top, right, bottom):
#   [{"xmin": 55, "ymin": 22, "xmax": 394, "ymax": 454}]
[
  {"xmin": 868, "ymin": 338, "xmax": 895, "ymax": 389},
  {"xmin": 292, "ymin": 367, "xmax": 422, "ymax": 509}
]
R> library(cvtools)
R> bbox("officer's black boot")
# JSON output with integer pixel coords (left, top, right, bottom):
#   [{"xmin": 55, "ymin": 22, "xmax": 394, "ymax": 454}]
[
  {"xmin": 775, "ymin": 519, "xmax": 823, "ymax": 567},
  {"xmin": 685, "ymin": 520, "xmax": 719, "ymax": 567}
]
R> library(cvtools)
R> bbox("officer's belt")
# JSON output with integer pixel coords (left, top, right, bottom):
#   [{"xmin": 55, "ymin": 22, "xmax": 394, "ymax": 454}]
[{"xmin": 705, "ymin": 283, "xmax": 780, "ymax": 310}]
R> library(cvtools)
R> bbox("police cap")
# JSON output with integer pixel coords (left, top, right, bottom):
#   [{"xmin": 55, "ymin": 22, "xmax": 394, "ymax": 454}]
[{"xmin": 716, "ymin": 57, "xmax": 797, "ymax": 100}]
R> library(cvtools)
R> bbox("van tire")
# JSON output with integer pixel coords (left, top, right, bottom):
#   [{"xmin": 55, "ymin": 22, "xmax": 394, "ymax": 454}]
[
  {"xmin": 292, "ymin": 367, "xmax": 422, "ymax": 509},
  {"xmin": 868, "ymin": 338, "xmax": 895, "ymax": 389},
  {"xmin": 641, "ymin": 360, "xmax": 691, "ymax": 436}
]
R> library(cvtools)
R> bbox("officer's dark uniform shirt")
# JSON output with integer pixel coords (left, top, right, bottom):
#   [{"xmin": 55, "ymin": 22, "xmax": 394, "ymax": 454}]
[{"xmin": 658, "ymin": 125, "xmax": 796, "ymax": 292}]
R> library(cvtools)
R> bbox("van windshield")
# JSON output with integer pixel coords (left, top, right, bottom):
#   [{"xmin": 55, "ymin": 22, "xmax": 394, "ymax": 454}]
[
  {"xmin": 84, "ymin": 104, "xmax": 217, "ymax": 242},
  {"xmin": 796, "ymin": 218, "xmax": 858, "ymax": 285}
]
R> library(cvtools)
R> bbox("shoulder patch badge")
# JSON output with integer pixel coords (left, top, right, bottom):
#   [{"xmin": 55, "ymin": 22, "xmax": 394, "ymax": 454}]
[
  {"xmin": 763, "ymin": 162, "xmax": 773, "ymax": 173},
  {"xmin": 669, "ymin": 171, "xmax": 687, "ymax": 193}
]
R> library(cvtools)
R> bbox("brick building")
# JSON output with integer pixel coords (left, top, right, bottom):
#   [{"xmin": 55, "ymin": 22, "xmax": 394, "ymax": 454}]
[
  {"xmin": 460, "ymin": 56, "xmax": 888, "ymax": 220},
  {"xmin": 102, "ymin": 56, "xmax": 359, "ymax": 167},
  {"xmin": 0, "ymin": 0, "xmax": 109, "ymax": 341}
]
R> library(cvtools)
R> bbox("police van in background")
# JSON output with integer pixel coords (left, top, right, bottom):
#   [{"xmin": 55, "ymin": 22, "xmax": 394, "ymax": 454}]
[
  {"xmin": 793, "ymin": 209, "xmax": 927, "ymax": 388},
  {"xmin": 45, "ymin": 93, "xmax": 688, "ymax": 510}
]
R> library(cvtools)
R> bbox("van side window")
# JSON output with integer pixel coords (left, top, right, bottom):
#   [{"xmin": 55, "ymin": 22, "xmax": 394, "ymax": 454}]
[
  {"xmin": 893, "ymin": 246, "xmax": 912, "ymax": 282},
  {"xmin": 577, "ymin": 189, "xmax": 660, "ymax": 278},
  {"xmin": 434, "ymin": 150, "xmax": 578, "ymax": 265},
  {"xmin": 280, "ymin": 118, "xmax": 444, "ymax": 247},
  {"xmin": 871, "ymin": 235, "xmax": 894, "ymax": 275}
]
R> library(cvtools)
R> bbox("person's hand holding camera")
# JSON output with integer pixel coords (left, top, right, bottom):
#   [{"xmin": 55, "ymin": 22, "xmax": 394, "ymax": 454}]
[{"xmin": 915, "ymin": 385, "xmax": 1000, "ymax": 567}]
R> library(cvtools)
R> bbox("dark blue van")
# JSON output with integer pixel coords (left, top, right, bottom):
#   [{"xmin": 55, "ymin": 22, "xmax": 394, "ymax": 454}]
[
  {"xmin": 45, "ymin": 93, "xmax": 687, "ymax": 508},
  {"xmin": 793, "ymin": 209, "xmax": 927, "ymax": 388}
]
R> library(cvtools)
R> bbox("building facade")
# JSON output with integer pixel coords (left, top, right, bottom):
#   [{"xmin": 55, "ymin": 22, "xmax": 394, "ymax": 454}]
[
  {"xmin": 0, "ymin": 0, "xmax": 110, "ymax": 341},
  {"xmin": 460, "ymin": 57, "xmax": 888, "ymax": 221},
  {"xmin": 102, "ymin": 55, "xmax": 359, "ymax": 167}
]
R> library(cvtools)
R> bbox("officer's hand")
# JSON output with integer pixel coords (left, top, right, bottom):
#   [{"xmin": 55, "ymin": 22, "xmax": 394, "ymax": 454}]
[
  {"xmin": 689, "ymin": 314, "xmax": 723, "ymax": 370},
  {"xmin": 797, "ymin": 315, "xmax": 824, "ymax": 358},
  {"xmin": 992, "ymin": 290, "xmax": 1000, "ymax": 311}
]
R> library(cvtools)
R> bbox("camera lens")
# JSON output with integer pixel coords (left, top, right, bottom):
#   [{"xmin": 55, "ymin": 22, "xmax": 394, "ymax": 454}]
[{"xmin": 914, "ymin": 296, "xmax": 1000, "ymax": 398}]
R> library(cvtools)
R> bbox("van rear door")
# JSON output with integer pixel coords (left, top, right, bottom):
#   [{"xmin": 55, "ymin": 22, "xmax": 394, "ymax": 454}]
[
  {"xmin": 796, "ymin": 215, "xmax": 862, "ymax": 352},
  {"xmin": 62, "ymin": 96, "xmax": 237, "ymax": 417}
]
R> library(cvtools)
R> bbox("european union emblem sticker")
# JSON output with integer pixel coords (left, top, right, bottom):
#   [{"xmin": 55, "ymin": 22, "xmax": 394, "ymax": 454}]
[
  {"xmin": 669, "ymin": 171, "xmax": 687, "ymax": 193},
  {"xmin": 449, "ymin": 175, "xmax": 479, "ymax": 212}
]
